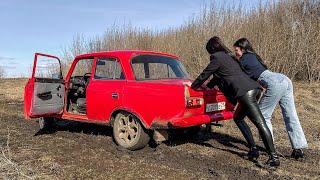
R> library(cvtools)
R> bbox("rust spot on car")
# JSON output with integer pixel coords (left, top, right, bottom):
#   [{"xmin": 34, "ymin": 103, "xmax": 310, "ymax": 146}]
[
  {"xmin": 151, "ymin": 117, "xmax": 170, "ymax": 129},
  {"xmin": 183, "ymin": 111, "xmax": 193, "ymax": 118}
]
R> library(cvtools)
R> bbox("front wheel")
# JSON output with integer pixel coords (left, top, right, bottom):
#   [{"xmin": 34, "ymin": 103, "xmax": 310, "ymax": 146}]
[
  {"xmin": 38, "ymin": 117, "xmax": 56, "ymax": 131},
  {"xmin": 113, "ymin": 112, "xmax": 150, "ymax": 150}
]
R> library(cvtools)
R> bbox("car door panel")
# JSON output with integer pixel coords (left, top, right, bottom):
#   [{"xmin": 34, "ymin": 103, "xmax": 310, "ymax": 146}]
[
  {"xmin": 24, "ymin": 53, "xmax": 65, "ymax": 119},
  {"xmin": 86, "ymin": 81, "xmax": 124, "ymax": 121},
  {"xmin": 86, "ymin": 57, "xmax": 125, "ymax": 121},
  {"xmin": 31, "ymin": 79, "xmax": 64, "ymax": 116}
]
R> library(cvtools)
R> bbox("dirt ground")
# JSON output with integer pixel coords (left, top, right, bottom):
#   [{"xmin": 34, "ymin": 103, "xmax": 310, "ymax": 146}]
[{"xmin": 0, "ymin": 78, "xmax": 319, "ymax": 179}]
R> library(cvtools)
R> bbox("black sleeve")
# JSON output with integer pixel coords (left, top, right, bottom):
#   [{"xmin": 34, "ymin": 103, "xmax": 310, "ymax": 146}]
[
  {"xmin": 191, "ymin": 56, "xmax": 220, "ymax": 90},
  {"xmin": 206, "ymin": 75, "xmax": 221, "ymax": 89}
]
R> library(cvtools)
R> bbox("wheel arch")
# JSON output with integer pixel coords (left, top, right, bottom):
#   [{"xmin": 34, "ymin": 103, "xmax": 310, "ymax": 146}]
[{"xmin": 110, "ymin": 108, "xmax": 150, "ymax": 129}]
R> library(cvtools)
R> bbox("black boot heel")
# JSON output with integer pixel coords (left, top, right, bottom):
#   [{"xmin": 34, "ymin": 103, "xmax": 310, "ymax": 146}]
[
  {"xmin": 247, "ymin": 146, "xmax": 260, "ymax": 160},
  {"xmin": 291, "ymin": 149, "xmax": 304, "ymax": 160},
  {"xmin": 266, "ymin": 153, "xmax": 280, "ymax": 167}
]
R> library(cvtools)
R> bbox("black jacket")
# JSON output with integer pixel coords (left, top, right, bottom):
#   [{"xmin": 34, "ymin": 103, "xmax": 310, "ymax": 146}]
[
  {"xmin": 206, "ymin": 76, "xmax": 237, "ymax": 105},
  {"xmin": 191, "ymin": 51, "xmax": 260, "ymax": 98},
  {"xmin": 239, "ymin": 52, "xmax": 267, "ymax": 81}
]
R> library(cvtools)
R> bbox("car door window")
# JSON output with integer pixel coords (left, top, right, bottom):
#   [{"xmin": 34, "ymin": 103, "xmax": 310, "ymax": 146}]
[
  {"xmin": 71, "ymin": 59, "xmax": 94, "ymax": 77},
  {"xmin": 94, "ymin": 58, "xmax": 124, "ymax": 80},
  {"xmin": 34, "ymin": 56, "xmax": 61, "ymax": 79}
]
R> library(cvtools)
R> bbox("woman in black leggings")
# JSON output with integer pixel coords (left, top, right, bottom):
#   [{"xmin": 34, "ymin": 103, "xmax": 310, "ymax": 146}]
[{"xmin": 191, "ymin": 36, "xmax": 280, "ymax": 167}]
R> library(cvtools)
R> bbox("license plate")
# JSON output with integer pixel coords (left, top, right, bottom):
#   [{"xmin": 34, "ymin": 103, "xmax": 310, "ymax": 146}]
[{"xmin": 206, "ymin": 102, "xmax": 226, "ymax": 112}]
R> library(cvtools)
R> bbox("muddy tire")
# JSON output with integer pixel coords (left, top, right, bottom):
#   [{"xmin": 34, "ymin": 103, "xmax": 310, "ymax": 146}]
[
  {"xmin": 113, "ymin": 112, "xmax": 150, "ymax": 150},
  {"xmin": 38, "ymin": 117, "xmax": 55, "ymax": 131}
]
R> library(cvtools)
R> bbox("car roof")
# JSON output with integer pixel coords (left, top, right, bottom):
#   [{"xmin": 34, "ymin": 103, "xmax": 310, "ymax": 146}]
[{"xmin": 75, "ymin": 50, "xmax": 179, "ymax": 60}]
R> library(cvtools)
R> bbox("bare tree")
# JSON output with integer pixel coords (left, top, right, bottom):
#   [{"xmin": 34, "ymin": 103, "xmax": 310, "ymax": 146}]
[{"xmin": 62, "ymin": 0, "xmax": 320, "ymax": 81}]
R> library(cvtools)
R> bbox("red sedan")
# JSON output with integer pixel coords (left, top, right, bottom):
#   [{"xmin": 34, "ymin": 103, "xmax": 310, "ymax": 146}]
[{"xmin": 24, "ymin": 50, "xmax": 234, "ymax": 150}]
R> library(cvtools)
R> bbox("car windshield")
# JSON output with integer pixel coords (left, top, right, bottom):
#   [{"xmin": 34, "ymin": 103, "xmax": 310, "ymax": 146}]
[{"xmin": 131, "ymin": 55, "xmax": 190, "ymax": 80}]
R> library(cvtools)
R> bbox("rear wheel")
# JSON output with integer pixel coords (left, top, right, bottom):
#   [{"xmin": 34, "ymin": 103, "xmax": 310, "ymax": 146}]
[
  {"xmin": 113, "ymin": 112, "xmax": 150, "ymax": 150},
  {"xmin": 38, "ymin": 117, "xmax": 56, "ymax": 131}
]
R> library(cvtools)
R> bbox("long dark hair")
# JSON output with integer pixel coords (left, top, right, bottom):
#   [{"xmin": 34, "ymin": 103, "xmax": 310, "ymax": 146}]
[
  {"xmin": 233, "ymin": 38, "xmax": 268, "ymax": 69},
  {"xmin": 206, "ymin": 36, "xmax": 234, "ymax": 57}
]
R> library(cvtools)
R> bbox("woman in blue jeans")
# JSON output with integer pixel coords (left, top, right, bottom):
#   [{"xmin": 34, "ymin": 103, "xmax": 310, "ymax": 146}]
[
  {"xmin": 192, "ymin": 36, "xmax": 279, "ymax": 166},
  {"xmin": 233, "ymin": 38, "xmax": 308, "ymax": 159}
]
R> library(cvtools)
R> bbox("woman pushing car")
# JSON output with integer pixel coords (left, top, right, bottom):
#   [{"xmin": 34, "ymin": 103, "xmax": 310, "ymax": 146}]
[
  {"xmin": 191, "ymin": 36, "xmax": 280, "ymax": 167},
  {"xmin": 233, "ymin": 38, "xmax": 308, "ymax": 159}
]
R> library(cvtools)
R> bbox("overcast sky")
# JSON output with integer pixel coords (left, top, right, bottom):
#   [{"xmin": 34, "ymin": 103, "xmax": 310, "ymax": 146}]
[{"xmin": 0, "ymin": 0, "xmax": 267, "ymax": 77}]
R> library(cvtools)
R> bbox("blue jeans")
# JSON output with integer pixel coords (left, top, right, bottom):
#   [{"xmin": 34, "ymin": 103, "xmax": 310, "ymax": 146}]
[{"xmin": 258, "ymin": 70, "xmax": 308, "ymax": 149}]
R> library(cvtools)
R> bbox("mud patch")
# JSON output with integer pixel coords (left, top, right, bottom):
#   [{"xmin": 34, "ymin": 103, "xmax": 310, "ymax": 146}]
[{"xmin": 0, "ymin": 79, "xmax": 319, "ymax": 179}]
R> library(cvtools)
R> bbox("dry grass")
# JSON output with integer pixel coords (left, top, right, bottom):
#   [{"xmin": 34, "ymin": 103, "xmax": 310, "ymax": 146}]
[
  {"xmin": 0, "ymin": 78, "xmax": 319, "ymax": 179},
  {"xmin": 0, "ymin": 79, "xmax": 36, "ymax": 179},
  {"xmin": 0, "ymin": 78, "xmax": 26, "ymax": 101},
  {"xmin": 1, "ymin": 1, "xmax": 320, "ymax": 178},
  {"xmin": 0, "ymin": 131, "xmax": 35, "ymax": 179}
]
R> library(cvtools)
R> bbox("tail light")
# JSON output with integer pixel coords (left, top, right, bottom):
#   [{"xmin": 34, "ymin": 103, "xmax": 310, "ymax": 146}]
[
  {"xmin": 184, "ymin": 83, "xmax": 190, "ymax": 98},
  {"xmin": 186, "ymin": 97, "xmax": 204, "ymax": 107},
  {"xmin": 184, "ymin": 84, "xmax": 204, "ymax": 107}
]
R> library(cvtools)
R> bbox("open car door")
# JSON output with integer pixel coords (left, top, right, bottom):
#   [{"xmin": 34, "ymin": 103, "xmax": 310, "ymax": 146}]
[{"xmin": 24, "ymin": 53, "xmax": 65, "ymax": 119}]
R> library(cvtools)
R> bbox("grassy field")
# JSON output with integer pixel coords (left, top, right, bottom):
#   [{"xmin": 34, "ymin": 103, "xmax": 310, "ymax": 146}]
[{"xmin": 0, "ymin": 78, "xmax": 319, "ymax": 179}]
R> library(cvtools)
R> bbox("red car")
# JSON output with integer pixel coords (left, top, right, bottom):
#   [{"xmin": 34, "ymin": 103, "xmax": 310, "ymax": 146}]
[{"xmin": 24, "ymin": 51, "xmax": 234, "ymax": 150}]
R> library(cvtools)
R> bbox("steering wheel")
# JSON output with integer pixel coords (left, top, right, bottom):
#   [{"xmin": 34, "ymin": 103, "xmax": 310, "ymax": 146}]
[{"xmin": 82, "ymin": 72, "xmax": 92, "ymax": 86}]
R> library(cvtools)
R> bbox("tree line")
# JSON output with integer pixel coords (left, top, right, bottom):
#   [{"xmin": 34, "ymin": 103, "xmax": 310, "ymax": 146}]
[{"xmin": 62, "ymin": 0, "xmax": 320, "ymax": 82}]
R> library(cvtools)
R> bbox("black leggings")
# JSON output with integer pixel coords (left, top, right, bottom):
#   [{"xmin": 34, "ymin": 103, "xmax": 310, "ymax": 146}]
[{"xmin": 234, "ymin": 89, "xmax": 276, "ymax": 155}]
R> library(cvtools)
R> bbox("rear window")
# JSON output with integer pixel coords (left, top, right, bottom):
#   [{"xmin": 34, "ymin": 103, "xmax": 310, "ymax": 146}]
[{"xmin": 131, "ymin": 55, "xmax": 190, "ymax": 80}]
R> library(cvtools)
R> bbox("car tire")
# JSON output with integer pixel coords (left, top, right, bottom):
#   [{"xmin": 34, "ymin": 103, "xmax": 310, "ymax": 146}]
[
  {"xmin": 113, "ymin": 112, "xmax": 150, "ymax": 150},
  {"xmin": 38, "ymin": 117, "xmax": 55, "ymax": 131}
]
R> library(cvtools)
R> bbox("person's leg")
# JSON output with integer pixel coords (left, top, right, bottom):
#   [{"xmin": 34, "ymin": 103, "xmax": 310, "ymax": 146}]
[
  {"xmin": 258, "ymin": 83, "xmax": 283, "ymax": 140},
  {"xmin": 279, "ymin": 77, "xmax": 308, "ymax": 150},
  {"xmin": 233, "ymin": 103, "xmax": 259, "ymax": 159},
  {"xmin": 233, "ymin": 104, "xmax": 256, "ymax": 148},
  {"xmin": 239, "ymin": 89, "xmax": 279, "ymax": 166}
]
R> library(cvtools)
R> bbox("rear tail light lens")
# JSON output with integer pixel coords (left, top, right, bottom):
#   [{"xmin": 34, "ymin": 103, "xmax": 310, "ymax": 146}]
[
  {"xmin": 184, "ymin": 84, "xmax": 204, "ymax": 107},
  {"xmin": 186, "ymin": 97, "xmax": 204, "ymax": 107},
  {"xmin": 184, "ymin": 84, "xmax": 190, "ymax": 98}
]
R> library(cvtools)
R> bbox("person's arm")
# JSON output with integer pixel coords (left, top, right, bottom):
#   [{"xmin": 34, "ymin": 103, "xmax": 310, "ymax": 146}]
[
  {"xmin": 206, "ymin": 75, "xmax": 221, "ymax": 89},
  {"xmin": 239, "ymin": 54, "xmax": 257, "ymax": 78},
  {"xmin": 239, "ymin": 56, "xmax": 249, "ymax": 73},
  {"xmin": 191, "ymin": 56, "xmax": 220, "ymax": 90}
]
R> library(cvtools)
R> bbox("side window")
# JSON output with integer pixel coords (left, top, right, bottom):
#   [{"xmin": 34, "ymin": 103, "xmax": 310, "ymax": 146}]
[
  {"xmin": 94, "ymin": 58, "xmax": 124, "ymax": 80},
  {"xmin": 131, "ymin": 63, "xmax": 145, "ymax": 79},
  {"xmin": 35, "ymin": 56, "xmax": 61, "ymax": 79},
  {"xmin": 149, "ymin": 63, "xmax": 177, "ymax": 79},
  {"xmin": 71, "ymin": 58, "xmax": 94, "ymax": 77}
]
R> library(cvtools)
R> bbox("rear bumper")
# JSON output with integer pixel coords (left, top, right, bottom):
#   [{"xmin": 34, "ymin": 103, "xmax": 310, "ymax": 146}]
[{"xmin": 150, "ymin": 111, "xmax": 233, "ymax": 129}]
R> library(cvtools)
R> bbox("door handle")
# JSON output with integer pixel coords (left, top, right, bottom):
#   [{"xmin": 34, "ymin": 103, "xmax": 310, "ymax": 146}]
[
  {"xmin": 37, "ymin": 91, "xmax": 51, "ymax": 97},
  {"xmin": 111, "ymin": 92, "xmax": 119, "ymax": 99},
  {"xmin": 37, "ymin": 91, "xmax": 52, "ymax": 100}
]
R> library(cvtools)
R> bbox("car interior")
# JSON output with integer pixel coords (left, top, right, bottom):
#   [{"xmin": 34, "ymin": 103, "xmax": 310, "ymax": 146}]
[
  {"xmin": 66, "ymin": 59, "xmax": 93, "ymax": 114},
  {"xmin": 66, "ymin": 58, "xmax": 125, "ymax": 114}
]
